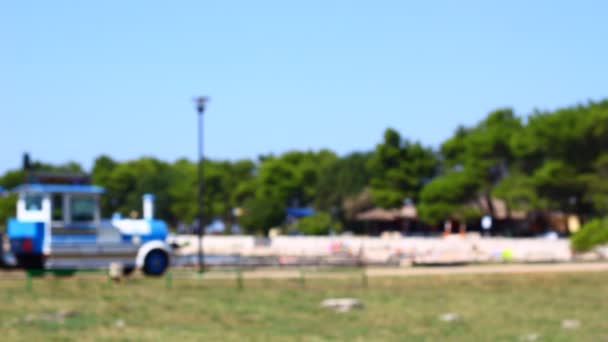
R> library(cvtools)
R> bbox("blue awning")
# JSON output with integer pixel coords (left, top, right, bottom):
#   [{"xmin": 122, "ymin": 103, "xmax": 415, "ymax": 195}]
[{"xmin": 286, "ymin": 207, "xmax": 315, "ymax": 217}]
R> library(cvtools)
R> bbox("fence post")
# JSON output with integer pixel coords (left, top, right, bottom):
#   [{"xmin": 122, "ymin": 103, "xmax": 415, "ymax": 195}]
[
  {"xmin": 236, "ymin": 268, "xmax": 243, "ymax": 290},
  {"xmin": 361, "ymin": 267, "xmax": 368, "ymax": 288},
  {"xmin": 359, "ymin": 242, "xmax": 368, "ymax": 288},
  {"xmin": 299, "ymin": 269, "xmax": 306, "ymax": 288}
]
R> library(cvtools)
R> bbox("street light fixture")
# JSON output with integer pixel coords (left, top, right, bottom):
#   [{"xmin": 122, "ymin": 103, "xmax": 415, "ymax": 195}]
[{"xmin": 194, "ymin": 96, "xmax": 209, "ymax": 273}]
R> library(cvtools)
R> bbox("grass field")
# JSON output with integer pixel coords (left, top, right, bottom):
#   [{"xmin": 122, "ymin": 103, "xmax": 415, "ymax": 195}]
[{"xmin": 1, "ymin": 270, "xmax": 607, "ymax": 341}]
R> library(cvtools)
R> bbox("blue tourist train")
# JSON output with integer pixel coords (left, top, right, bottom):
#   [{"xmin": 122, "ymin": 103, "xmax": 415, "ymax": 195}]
[{"xmin": 6, "ymin": 182, "xmax": 171, "ymax": 276}]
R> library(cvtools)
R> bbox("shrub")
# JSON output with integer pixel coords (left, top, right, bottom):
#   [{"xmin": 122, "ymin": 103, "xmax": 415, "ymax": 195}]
[
  {"xmin": 571, "ymin": 217, "xmax": 608, "ymax": 252},
  {"xmin": 297, "ymin": 212, "xmax": 340, "ymax": 235}
]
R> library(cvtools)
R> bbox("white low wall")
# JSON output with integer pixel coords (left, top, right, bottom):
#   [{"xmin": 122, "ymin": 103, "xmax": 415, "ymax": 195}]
[
  {"xmin": 169, "ymin": 234, "xmax": 574, "ymax": 264},
  {"xmin": 169, "ymin": 235, "xmax": 258, "ymax": 255}
]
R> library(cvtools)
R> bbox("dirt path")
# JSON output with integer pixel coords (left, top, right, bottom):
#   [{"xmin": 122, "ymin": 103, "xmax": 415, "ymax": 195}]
[{"xmin": 191, "ymin": 262, "xmax": 608, "ymax": 280}]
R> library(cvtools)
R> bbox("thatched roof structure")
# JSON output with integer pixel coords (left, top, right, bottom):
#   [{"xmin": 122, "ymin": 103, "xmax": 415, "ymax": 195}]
[
  {"xmin": 355, "ymin": 204, "xmax": 417, "ymax": 221},
  {"xmin": 467, "ymin": 196, "xmax": 526, "ymax": 220}
]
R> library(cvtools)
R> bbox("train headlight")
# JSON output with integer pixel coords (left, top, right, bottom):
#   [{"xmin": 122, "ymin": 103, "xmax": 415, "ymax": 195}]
[{"xmin": 23, "ymin": 238, "xmax": 32, "ymax": 252}]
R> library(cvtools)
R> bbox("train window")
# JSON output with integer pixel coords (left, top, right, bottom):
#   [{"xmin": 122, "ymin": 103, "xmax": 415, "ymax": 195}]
[
  {"xmin": 70, "ymin": 196, "xmax": 96, "ymax": 222},
  {"xmin": 52, "ymin": 194, "xmax": 63, "ymax": 221},
  {"xmin": 25, "ymin": 194, "xmax": 43, "ymax": 211}
]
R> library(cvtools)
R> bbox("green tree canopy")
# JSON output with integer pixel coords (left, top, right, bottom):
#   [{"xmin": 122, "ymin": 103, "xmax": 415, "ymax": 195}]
[
  {"xmin": 297, "ymin": 211, "xmax": 339, "ymax": 235},
  {"xmin": 368, "ymin": 128, "xmax": 438, "ymax": 208},
  {"xmin": 417, "ymin": 169, "xmax": 480, "ymax": 224},
  {"xmin": 315, "ymin": 152, "xmax": 372, "ymax": 211}
]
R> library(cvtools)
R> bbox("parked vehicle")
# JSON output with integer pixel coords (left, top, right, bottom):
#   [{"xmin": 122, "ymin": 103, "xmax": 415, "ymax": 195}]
[{"xmin": 6, "ymin": 184, "xmax": 171, "ymax": 276}]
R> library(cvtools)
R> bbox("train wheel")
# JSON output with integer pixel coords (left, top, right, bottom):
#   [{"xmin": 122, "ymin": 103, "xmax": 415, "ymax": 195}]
[
  {"xmin": 143, "ymin": 249, "xmax": 168, "ymax": 276},
  {"xmin": 122, "ymin": 266, "xmax": 135, "ymax": 276},
  {"xmin": 17, "ymin": 254, "xmax": 44, "ymax": 271}
]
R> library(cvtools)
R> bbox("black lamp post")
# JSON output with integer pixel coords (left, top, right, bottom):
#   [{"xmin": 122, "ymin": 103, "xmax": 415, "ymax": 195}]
[{"xmin": 194, "ymin": 96, "xmax": 209, "ymax": 273}]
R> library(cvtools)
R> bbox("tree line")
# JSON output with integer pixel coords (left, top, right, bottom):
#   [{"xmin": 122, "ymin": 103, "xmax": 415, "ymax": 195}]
[{"xmin": 1, "ymin": 99, "xmax": 607, "ymax": 234}]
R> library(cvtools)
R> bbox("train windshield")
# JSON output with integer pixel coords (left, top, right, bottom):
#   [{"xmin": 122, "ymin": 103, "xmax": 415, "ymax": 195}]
[
  {"xmin": 70, "ymin": 196, "xmax": 96, "ymax": 222},
  {"xmin": 25, "ymin": 194, "xmax": 43, "ymax": 211}
]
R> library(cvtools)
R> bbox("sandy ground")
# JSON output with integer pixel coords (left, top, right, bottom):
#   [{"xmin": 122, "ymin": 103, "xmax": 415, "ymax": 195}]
[{"xmin": 179, "ymin": 262, "xmax": 608, "ymax": 280}]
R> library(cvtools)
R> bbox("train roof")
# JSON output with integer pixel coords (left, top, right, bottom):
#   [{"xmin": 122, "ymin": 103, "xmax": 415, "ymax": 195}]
[{"xmin": 12, "ymin": 184, "xmax": 105, "ymax": 194}]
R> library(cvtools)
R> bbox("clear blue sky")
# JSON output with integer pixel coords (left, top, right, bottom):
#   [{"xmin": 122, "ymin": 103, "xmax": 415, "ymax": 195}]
[{"xmin": 1, "ymin": 1, "xmax": 606, "ymax": 174}]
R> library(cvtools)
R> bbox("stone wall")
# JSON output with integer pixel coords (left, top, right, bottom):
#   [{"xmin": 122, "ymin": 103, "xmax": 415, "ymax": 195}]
[{"xmin": 169, "ymin": 234, "xmax": 574, "ymax": 264}]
